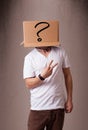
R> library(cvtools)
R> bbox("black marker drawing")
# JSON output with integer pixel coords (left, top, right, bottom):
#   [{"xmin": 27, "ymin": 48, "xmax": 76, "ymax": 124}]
[{"xmin": 35, "ymin": 22, "xmax": 50, "ymax": 42}]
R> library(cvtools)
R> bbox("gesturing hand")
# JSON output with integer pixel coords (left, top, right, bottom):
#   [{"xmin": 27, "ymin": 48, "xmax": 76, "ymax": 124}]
[{"xmin": 41, "ymin": 60, "xmax": 58, "ymax": 79}]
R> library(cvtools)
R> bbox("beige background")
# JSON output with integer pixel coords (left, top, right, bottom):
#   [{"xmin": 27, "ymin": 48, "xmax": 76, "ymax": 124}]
[{"xmin": 0, "ymin": 0, "xmax": 88, "ymax": 130}]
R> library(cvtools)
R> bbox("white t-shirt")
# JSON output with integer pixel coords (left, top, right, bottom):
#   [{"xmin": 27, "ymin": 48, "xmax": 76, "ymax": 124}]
[{"xmin": 23, "ymin": 46, "xmax": 70, "ymax": 110}]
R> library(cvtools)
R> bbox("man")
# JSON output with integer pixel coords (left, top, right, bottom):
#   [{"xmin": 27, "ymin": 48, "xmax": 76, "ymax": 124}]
[{"xmin": 23, "ymin": 46, "xmax": 73, "ymax": 130}]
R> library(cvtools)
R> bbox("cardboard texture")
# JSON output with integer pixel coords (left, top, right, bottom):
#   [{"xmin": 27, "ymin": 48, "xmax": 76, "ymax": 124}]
[{"xmin": 22, "ymin": 20, "xmax": 59, "ymax": 47}]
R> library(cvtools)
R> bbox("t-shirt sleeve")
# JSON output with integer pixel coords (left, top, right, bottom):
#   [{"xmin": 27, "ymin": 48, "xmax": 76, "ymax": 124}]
[
  {"xmin": 62, "ymin": 48, "xmax": 71, "ymax": 68},
  {"xmin": 23, "ymin": 56, "xmax": 35, "ymax": 79}
]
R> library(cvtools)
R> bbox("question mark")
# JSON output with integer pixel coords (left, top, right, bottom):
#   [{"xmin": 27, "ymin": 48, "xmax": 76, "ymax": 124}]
[{"xmin": 34, "ymin": 22, "xmax": 50, "ymax": 42}]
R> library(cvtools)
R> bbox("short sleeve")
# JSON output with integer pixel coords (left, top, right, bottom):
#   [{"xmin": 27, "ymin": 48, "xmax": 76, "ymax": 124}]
[
  {"xmin": 62, "ymin": 48, "xmax": 70, "ymax": 68},
  {"xmin": 23, "ymin": 56, "xmax": 35, "ymax": 79}
]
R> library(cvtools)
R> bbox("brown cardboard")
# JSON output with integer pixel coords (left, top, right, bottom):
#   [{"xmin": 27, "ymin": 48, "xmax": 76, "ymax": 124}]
[{"xmin": 22, "ymin": 20, "xmax": 60, "ymax": 47}]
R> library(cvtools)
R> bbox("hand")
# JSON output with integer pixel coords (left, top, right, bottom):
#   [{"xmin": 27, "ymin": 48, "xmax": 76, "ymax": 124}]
[
  {"xmin": 41, "ymin": 60, "xmax": 58, "ymax": 79},
  {"xmin": 65, "ymin": 100, "xmax": 73, "ymax": 113}
]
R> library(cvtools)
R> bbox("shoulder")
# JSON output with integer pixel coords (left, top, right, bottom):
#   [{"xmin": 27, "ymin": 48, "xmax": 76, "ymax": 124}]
[
  {"xmin": 52, "ymin": 45, "xmax": 66, "ymax": 55},
  {"xmin": 24, "ymin": 48, "xmax": 36, "ymax": 60}
]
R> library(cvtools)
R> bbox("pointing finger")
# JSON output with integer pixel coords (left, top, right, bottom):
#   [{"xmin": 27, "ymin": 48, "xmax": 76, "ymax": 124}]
[
  {"xmin": 48, "ymin": 60, "xmax": 53, "ymax": 67},
  {"xmin": 51, "ymin": 63, "xmax": 58, "ymax": 69}
]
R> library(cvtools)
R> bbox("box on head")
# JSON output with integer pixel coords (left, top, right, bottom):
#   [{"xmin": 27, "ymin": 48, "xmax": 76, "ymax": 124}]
[{"xmin": 21, "ymin": 20, "xmax": 60, "ymax": 47}]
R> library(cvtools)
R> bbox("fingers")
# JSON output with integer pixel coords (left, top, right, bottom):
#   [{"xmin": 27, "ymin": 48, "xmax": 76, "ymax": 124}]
[
  {"xmin": 65, "ymin": 107, "xmax": 72, "ymax": 113},
  {"xmin": 48, "ymin": 60, "xmax": 58, "ymax": 69},
  {"xmin": 48, "ymin": 60, "xmax": 53, "ymax": 67},
  {"xmin": 51, "ymin": 63, "xmax": 58, "ymax": 69},
  {"xmin": 65, "ymin": 102, "xmax": 73, "ymax": 113}
]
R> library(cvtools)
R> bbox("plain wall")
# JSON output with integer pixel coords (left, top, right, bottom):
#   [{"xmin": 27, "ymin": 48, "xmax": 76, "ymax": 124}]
[{"xmin": 0, "ymin": 0, "xmax": 88, "ymax": 130}]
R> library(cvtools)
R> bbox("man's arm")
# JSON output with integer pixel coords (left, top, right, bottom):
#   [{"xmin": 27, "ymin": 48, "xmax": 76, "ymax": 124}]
[
  {"xmin": 63, "ymin": 67, "xmax": 73, "ymax": 113},
  {"xmin": 25, "ymin": 77, "xmax": 43, "ymax": 89},
  {"xmin": 25, "ymin": 60, "xmax": 58, "ymax": 89}
]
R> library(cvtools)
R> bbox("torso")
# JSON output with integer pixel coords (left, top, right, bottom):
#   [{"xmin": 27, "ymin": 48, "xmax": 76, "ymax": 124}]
[{"xmin": 24, "ymin": 46, "xmax": 70, "ymax": 110}]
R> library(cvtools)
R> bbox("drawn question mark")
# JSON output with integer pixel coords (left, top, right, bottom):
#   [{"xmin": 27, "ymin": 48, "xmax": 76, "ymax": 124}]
[{"xmin": 34, "ymin": 22, "xmax": 50, "ymax": 42}]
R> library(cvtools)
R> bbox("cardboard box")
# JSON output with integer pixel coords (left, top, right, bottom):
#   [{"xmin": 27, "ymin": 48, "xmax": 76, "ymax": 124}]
[{"xmin": 22, "ymin": 20, "xmax": 60, "ymax": 47}]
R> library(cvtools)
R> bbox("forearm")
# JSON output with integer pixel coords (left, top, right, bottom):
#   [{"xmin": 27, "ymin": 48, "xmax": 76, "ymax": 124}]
[
  {"xmin": 65, "ymin": 75, "xmax": 73, "ymax": 101},
  {"xmin": 24, "ymin": 60, "xmax": 58, "ymax": 89},
  {"xmin": 25, "ymin": 76, "xmax": 43, "ymax": 89}
]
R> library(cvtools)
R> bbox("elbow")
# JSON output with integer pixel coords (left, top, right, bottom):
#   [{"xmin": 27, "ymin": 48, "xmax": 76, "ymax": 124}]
[
  {"xmin": 24, "ymin": 77, "xmax": 40, "ymax": 89},
  {"xmin": 25, "ymin": 82, "xmax": 34, "ymax": 89},
  {"xmin": 25, "ymin": 83, "xmax": 31, "ymax": 89},
  {"xmin": 25, "ymin": 79, "xmax": 35, "ymax": 89},
  {"xmin": 24, "ymin": 79, "xmax": 32, "ymax": 89}
]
